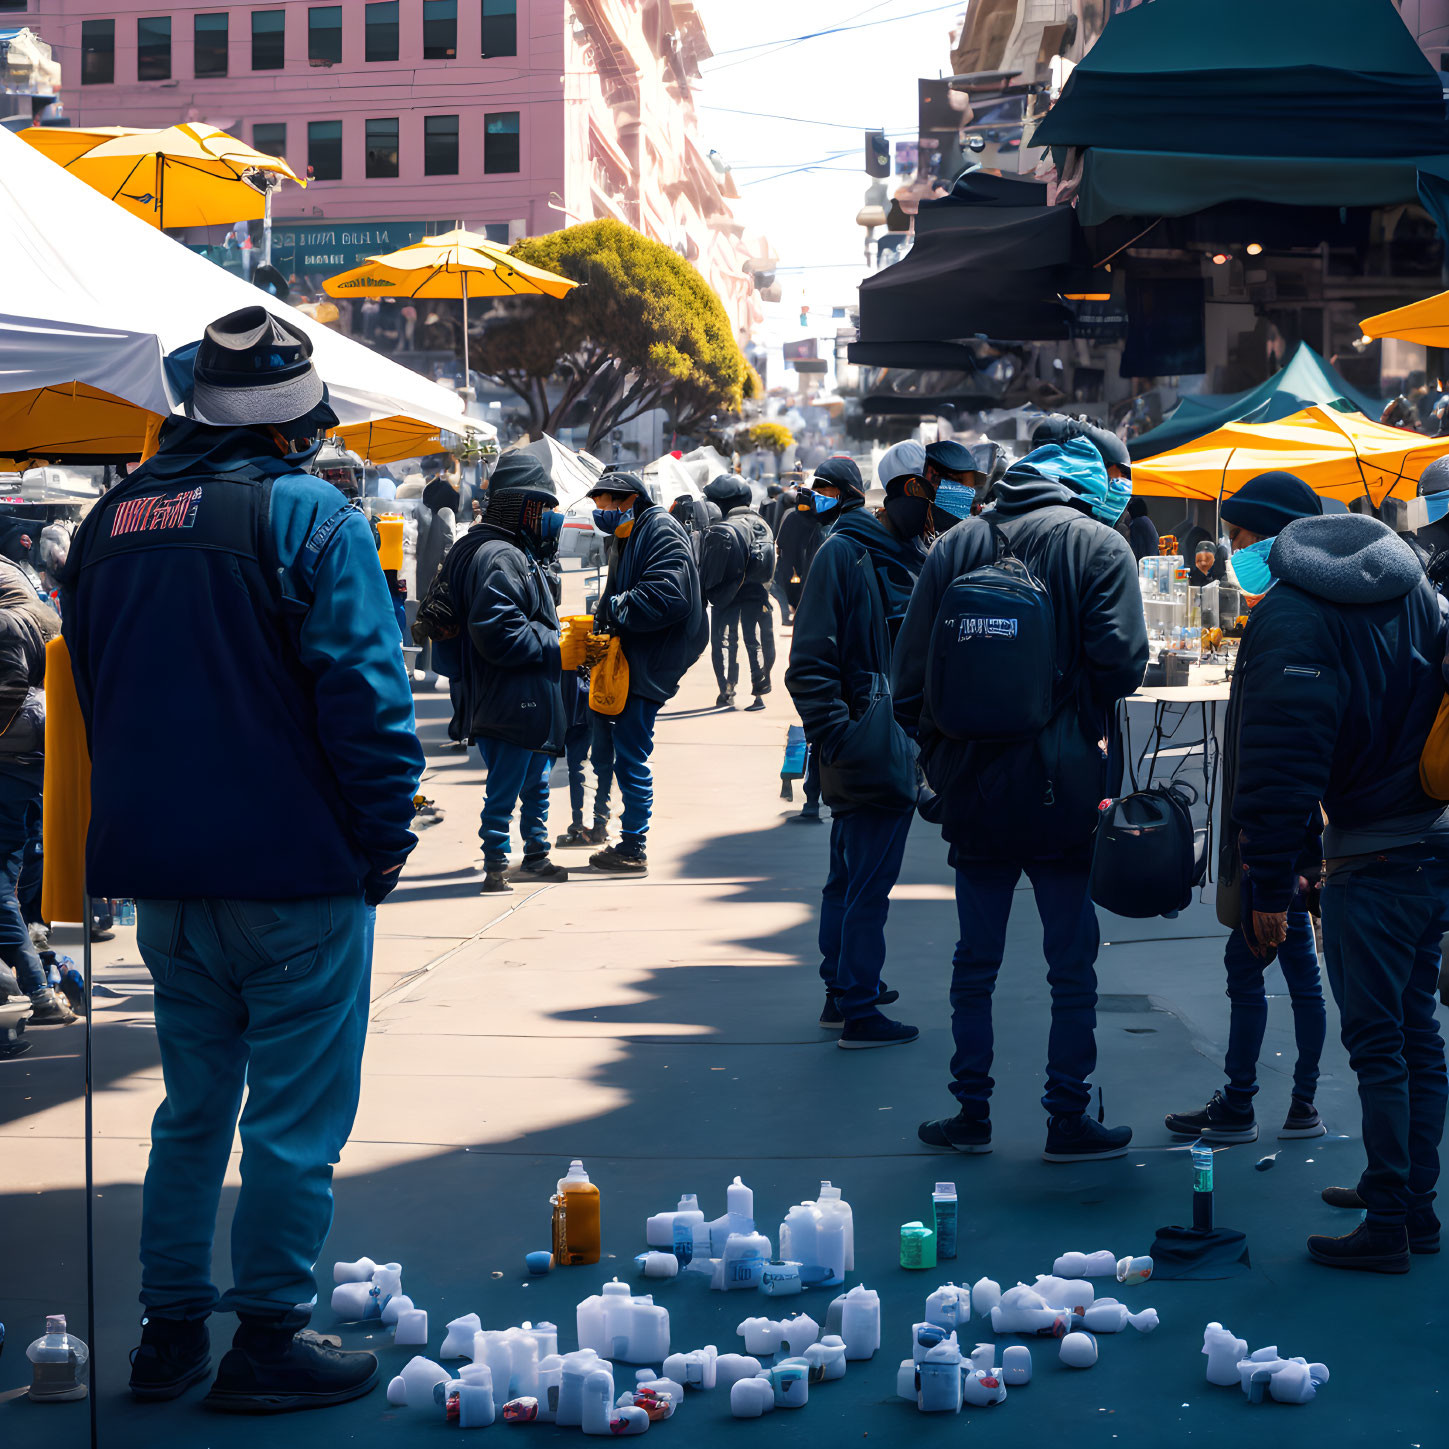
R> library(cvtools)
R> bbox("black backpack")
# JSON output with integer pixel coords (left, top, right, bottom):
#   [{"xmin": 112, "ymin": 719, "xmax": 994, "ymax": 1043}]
[
  {"xmin": 925, "ymin": 521, "xmax": 1059, "ymax": 741},
  {"xmin": 741, "ymin": 513, "xmax": 776, "ymax": 586},
  {"xmin": 699, "ymin": 518, "xmax": 751, "ymax": 607},
  {"xmin": 1090, "ymin": 782, "xmax": 1207, "ymax": 919}
]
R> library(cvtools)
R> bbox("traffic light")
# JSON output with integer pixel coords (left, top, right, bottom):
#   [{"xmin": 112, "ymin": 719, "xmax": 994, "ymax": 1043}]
[{"xmin": 865, "ymin": 129, "xmax": 890, "ymax": 178}]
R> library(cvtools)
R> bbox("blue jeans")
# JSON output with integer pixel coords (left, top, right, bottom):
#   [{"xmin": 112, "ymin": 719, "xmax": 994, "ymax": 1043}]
[
  {"xmin": 818, "ymin": 806, "xmax": 913, "ymax": 1018},
  {"xmin": 136, "ymin": 895, "xmax": 374, "ymax": 1326},
  {"xmin": 590, "ymin": 711, "xmax": 616, "ymax": 822},
  {"xmin": 0, "ymin": 769, "xmax": 46, "ymax": 997},
  {"xmin": 1222, "ymin": 906, "xmax": 1324, "ymax": 1108},
  {"xmin": 949, "ymin": 857, "xmax": 1100, "ymax": 1117},
  {"xmin": 476, "ymin": 737, "xmax": 551, "ymax": 868},
  {"xmin": 610, "ymin": 696, "xmax": 661, "ymax": 853},
  {"xmin": 1321, "ymin": 848, "xmax": 1449, "ymax": 1228},
  {"xmin": 563, "ymin": 719, "xmax": 592, "ymax": 826}
]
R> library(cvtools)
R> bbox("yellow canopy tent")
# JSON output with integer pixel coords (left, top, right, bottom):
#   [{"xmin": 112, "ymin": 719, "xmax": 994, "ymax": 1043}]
[
  {"xmin": 1132, "ymin": 404, "xmax": 1449, "ymax": 506},
  {"xmin": 0, "ymin": 382, "xmax": 156, "ymax": 470},
  {"xmin": 1360, "ymin": 290, "xmax": 1449, "ymax": 348},
  {"xmin": 333, "ymin": 415, "xmax": 451, "ymax": 466}
]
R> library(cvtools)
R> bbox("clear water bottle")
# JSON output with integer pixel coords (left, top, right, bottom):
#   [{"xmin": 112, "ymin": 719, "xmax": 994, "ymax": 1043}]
[
  {"xmin": 27, "ymin": 1314, "xmax": 89, "ymax": 1401},
  {"xmin": 120, "ymin": 900, "xmax": 136, "ymax": 927},
  {"xmin": 1191, "ymin": 1140, "xmax": 1214, "ymax": 1231}
]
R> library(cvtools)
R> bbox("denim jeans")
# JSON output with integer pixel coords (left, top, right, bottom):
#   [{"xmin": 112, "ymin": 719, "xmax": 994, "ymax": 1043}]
[
  {"xmin": 711, "ymin": 604, "xmax": 741, "ymax": 697},
  {"xmin": 611, "ymin": 696, "xmax": 661, "ymax": 853},
  {"xmin": 1321, "ymin": 848, "xmax": 1449, "ymax": 1228},
  {"xmin": 1222, "ymin": 905, "xmax": 1324, "ymax": 1108},
  {"xmin": 476, "ymin": 737, "xmax": 551, "ymax": 868},
  {"xmin": 0, "ymin": 769, "xmax": 46, "ymax": 997},
  {"xmin": 949, "ymin": 857, "xmax": 1100, "ymax": 1117},
  {"xmin": 563, "ymin": 718, "xmax": 592, "ymax": 826},
  {"xmin": 818, "ymin": 806, "xmax": 913, "ymax": 1018},
  {"xmin": 589, "ymin": 710, "xmax": 616, "ymax": 823},
  {"xmin": 18, "ymin": 792, "xmax": 42, "ymax": 927},
  {"xmin": 136, "ymin": 895, "xmax": 373, "ymax": 1326}
]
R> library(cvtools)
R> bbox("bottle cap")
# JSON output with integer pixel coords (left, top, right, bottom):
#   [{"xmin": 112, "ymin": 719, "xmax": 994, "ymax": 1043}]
[
  {"xmin": 45, "ymin": 1315, "xmax": 66, "ymax": 1334},
  {"xmin": 934, "ymin": 1182, "xmax": 956, "ymax": 1195},
  {"xmin": 563, "ymin": 1160, "xmax": 590, "ymax": 1183}
]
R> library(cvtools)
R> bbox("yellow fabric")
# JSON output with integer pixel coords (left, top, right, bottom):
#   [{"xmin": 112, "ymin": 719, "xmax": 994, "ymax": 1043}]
[
  {"xmin": 333, "ymin": 415, "xmax": 447, "ymax": 465},
  {"xmin": 1421, "ymin": 694, "xmax": 1449, "ymax": 801},
  {"xmin": 323, "ymin": 228, "xmax": 578, "ymax": 302},
  {"xmin": 376, "ymin": 515, "xmax": 405, "ymax": 571},
  {"xmin": 1133, "ymin": 404, "xmax": 1449, "ymax": 506},
  {"xmin": 0, "ymin": 383, "xmax": 160, "ymax": 469},
  {"xmin": 559, "ymin": 615, "xmax": 593, "ymax": 672},
  {"xmin": 18, "ymin": 125, "xmax": 143, "ymax": 167},
  {"xmin": 41, "ymin": 637, "xmax": 91, "ymax": 925},
  {"xmin": 1360, "ymin": 289, "xmax": 1449, "ymax": 348},
  {"xmin": 588, "ymin": 637, "xmax": 630, "ymax": 716}
]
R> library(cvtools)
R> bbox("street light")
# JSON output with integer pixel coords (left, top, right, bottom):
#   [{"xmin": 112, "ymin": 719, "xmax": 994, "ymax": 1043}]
[{"xmin": 1246, "ymin": 242, "xmax": 1263, "ymax": 256}]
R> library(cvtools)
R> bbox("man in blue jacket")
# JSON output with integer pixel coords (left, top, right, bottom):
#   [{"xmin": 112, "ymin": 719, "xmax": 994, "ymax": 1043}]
[
  {"xmin": 895, "ymin": 438, "xmax": 1147, "ymax": 1161},
  {"xmin": 452, "ymin": 452, "xmax": 568, "ymax": 894},
  {"xmin": 1233, "ymin": 511, "xmax": 1449, "ymax": 1272},
  {"xmin": 584, "ymin": 471, "xmax": 707, "ymax": 874},
  {"xmin": 61, "ymin": 308, "xmax": 424, "ymax": 1411}
]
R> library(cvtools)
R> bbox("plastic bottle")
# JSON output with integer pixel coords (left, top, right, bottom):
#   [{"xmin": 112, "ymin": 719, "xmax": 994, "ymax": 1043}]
[
  {"xmin": 120, "ymin": 900, "xmax": 136, "ymax": 927},
  {"xmin": 1191, "ymin": 1141, "xmax": 1214, "ymax": 1231},
  {"xmin": 816, "ymin": 1182, "xmax": 855, "ymax": 1272},
  {"xmin": 27, "ymin": 1315, "xmax": 89, "ymax": 1402},
  {"xmin": 899, "ymin": 1221, "xmax": 936, "ymax": 1270},
  {"xmin": 931, "ymin": 1182, "xmax": 958, "ymax": 1261},
  {"xmin": 552, "ymin": 1160, "xmax": 601, "ymax": 1266},
  {"xmin": 707, "ymin": 1177, "xmax": 756, "ymax": 1256}
]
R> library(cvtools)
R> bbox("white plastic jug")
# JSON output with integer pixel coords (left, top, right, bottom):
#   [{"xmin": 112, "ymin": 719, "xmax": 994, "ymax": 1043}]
[
  {"xmin": 707, "ymin": 1176, "xmax": 756, "ymax": 1255},
  {"xmin": 838, "ymin": 1285, "xmax": 880, "ymax": 1360},
  {"xmin": 816, "ymin": 1182, "xmax": 855, "ymax": 1271}
]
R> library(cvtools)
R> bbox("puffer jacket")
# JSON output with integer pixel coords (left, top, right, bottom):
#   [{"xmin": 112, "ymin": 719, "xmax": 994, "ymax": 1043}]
[{"xmin": 0, "ymin": 556, "xmax": 58, "ymax": 771}]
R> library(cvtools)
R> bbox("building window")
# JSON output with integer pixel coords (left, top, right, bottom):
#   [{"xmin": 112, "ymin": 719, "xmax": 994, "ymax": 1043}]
[
  {"xmin": 194, "ymin": 12, "xmax": 228, "ymax": 77},
  {"xmin": 0, "ymin": 1, "xmax": 28, "ymax": 11},
  {"xmin": 253, "ymin": 122, "xmax": 287, "ymax": 159},
  {"xmin": 365, "ymin": 0, "xmax": 398, "ymax": 62},
  {"xmin": 308, "ymin": 5, "xmax": 342, "ymax": 63},
  {"xmin": 424, "ymin": 114, "xmax": 458, "ymax": 175},
  {"xmin": 365, "ymin": 117, "xmax": 399, "ymax": 178},
  {"xmin": 484, "ymin": 111, "xmax": 519, "ymax": 173},
  {"xmin": 423, "ymin": 0, "xmax": 456, "ymax": 59},
  {"xmin": 136, "ymin": 16, "xmax": 171, "ymax": 81},
  {"xmin": 251, "ymin": 10, "xmax": 285, "ymax": 70},
  {"xmin": 80, "ymin": 19, "xmax": 114, "ymax": 84},
  {"xmin": 308, "ymin": 119, "xmax": 342, "ymax": 180},
  {"xmin": 481, "ymin": 0, "xmax": 516, "ymax": 57}
]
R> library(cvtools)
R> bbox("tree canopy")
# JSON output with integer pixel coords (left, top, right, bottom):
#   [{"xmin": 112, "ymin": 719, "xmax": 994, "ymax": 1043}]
[
  {"xmin": 472, "ymin": 219, "xmax": 756, "ymax": 451},
  {"xmin": 741, "ymin": 421, "xmax": 793, "ymax": 456}
]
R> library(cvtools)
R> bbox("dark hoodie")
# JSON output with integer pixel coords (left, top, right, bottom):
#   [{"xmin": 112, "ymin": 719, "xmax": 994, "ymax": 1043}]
[{"xmin": 1233, "ymin": 513, "xmax": 1449, "ymax": 909}]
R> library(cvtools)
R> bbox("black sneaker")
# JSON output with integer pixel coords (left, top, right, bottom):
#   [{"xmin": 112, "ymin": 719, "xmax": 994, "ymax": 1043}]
[
  {"xmin": 819, "ymin": 985, "xmax": 901, "ymax": 1030},
  {"xmin": 590, "ymin": 846, "xmax": 648, "ymax": 875},
  {"xmin": 481, "ymin": 870, "xmax": 513, "ymax": 895},
  {"xmin": 1321, "ymin": 1184, "xmax": 1365, "ymax": 1209},
  {"xmin": 27, "ymin": 992, "xmax": 77, "ymax": 1026},
  {"xmin": 516, "ymin": 856, "xmax": 568, "ymax": 882},
  {"xmin": 745, "ymin": 697, "xmax": 766, "ymax": 712},
  {"xmin": 130, "ymin": 1316, "xmax": 211, "ymax": 1401},
  {"xmin": 788, "ymin": 804, "xmax": 823, "ymax": 824},
  {"xmin": 838, "ymin": 1014, "xmax": 919, "ymax": 1051},
  {"xmin": 715, "ymin": 692, "xmax": 736, "ymax": 709},
  {"xmin": 205, "ymin": 1326, "xmax": 378, "ymax": 1414},
  {"xmin": 1043, "ymin": 1114, "xmax": 1133, "ymax": 1163},
  {"xmin": 555, "ymin": 823, "xmax": 593, "ymax": 849},
  {"xmin": 1163, "ymin": 1091, "xmax": 1258, "ymax": 1144},
  {"xmin": 918, "ymin": 1110, "xmax": 993, "ymax": 1154},
  {"xmin": 1279, "ymin": 1097, "xmax": 1327, "ymax": 1139},
  {"xmin": 1306, "ymin": 1221, "xmax": 1410, "ymax": 1274}
]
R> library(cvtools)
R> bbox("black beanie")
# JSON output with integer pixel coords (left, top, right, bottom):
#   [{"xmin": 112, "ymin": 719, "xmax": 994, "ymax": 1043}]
[
  {"xmin": 1220, "ymin": 471, "xmax": 1322, "ymax": 537},
  {"xmin": 489, "ymin": 450, "xmax": 556, "ymax": 500},
  {"xmin": 703, "ymin": 474, "xmax": 752, "ymax": 512}
]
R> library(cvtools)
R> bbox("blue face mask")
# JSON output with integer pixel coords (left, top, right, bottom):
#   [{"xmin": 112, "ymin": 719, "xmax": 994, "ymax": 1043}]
[
  {"xmin": 1093, "ymin": 475, "xmax": 1133, "ymax": 526},
  {"xmin": 593, "ymin": 507, "xmax": 628, "ymax": 535},
  {"xmin": 1228, "ymin": 537, "xmax": 1275, "ymax": 596},
  {"xmin": 932, "ymin": 481, "xmax": 977, "ymax": 520},
  {"xmin": 806, "ymin": 491, "xmax": 840, "ymax": 515}
]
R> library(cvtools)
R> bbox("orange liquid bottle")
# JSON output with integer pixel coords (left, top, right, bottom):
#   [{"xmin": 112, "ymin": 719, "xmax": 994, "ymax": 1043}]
[{"xmin": 551, "ymin": 1159, "xmax": 601, "ymax": 1265}]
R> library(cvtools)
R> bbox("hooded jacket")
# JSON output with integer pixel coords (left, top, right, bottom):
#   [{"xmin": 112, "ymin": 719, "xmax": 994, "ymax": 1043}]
[
  {"xmin": 1233, "ymin": 513, "xmax": 1449, "ymax": 909},
  {"xmin": 0, "ymin": 556, "xmax": 59, "ymax": 775},
  {"xmin": 775, "ymin": 498, "xmax": 824, "ymax": 608},
  {"xmin": 893, "ymin": 440, "xmax": 1148, "ymax": 859}
]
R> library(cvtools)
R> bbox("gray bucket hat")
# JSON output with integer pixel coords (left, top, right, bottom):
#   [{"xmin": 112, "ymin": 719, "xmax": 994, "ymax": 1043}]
[{"xmin": 187, "ymin": 306, "xmax": 326, "ymax": 427}]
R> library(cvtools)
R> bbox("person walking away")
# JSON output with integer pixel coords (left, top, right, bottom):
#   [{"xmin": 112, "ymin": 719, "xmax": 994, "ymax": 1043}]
[
  {"xmin": 452, "ymin": 453, "xmax": 569, "ymax": 894},
  {"xmin": 0, "ymin": 555, "xmax": 73, "ymax": 1025},
  {"xmin": 584, "ymin": 471, "xmax": 708, "ymax": 875},
  {"xmin": 784, "ymin": 448, "xmax": 951, "ymax": 1049},
  {"xmin": 897, "ymin": 437, "xmax": 1146, "ymax": 1161},
  {"xmin": 1232, "ymin": 510, "xmax": 1449, "ymax": 1273},
  {"xmin": 60, "ymin": 307, "xmax": 424, "ymax": 1410},
  {"xmin": 1164, "ymin": 473, "xmax": 1327, "ymax": 1144},
  {"xmin": 702, "ymin": 475, "xmax": 777, "ymax": 711},
  {"xmin": 775, "ymin": 483, "xmax": 824, "ymax": 630}
]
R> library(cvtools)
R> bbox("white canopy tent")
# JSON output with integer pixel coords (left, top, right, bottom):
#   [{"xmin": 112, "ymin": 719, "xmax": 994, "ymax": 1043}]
[{"xmin": 0, "ymin": 124, "xmax": 479, "ymax": 450}]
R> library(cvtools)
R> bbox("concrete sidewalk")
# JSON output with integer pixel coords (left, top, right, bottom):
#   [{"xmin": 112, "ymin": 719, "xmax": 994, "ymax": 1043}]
[{"xmin": 2, "ymin": 581, "xmax": 1444, "ymax": 1447}]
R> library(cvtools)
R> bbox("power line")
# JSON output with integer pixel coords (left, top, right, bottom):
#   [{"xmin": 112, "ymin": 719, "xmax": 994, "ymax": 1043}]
[
  {"xmin": 703, "ymin": 1, "xmax": 964, "ymax": 73},
  {"xmin": 700, "ymin": 105, "xmax": 915, "ymax": 133}
]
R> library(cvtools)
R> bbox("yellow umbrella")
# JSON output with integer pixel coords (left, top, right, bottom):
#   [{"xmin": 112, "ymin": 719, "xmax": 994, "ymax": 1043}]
[
  {"xmin": 1360, "ymin": 290, "xmax": 1449, "ymax": 348},
  {"xmin": 324, "ymin": 227, "xmax": 578, "ymax": 388},
  {"xmin": 334, "ymin": 414, "xmax": 452, "ymax": 466},
  {"xmin": 24, "ymin": 123, "xmax": 305, "ymax": 229},
  {"xmin": 0, "ymin": 382, "xmax": 159, "ymax": 470},
  {"xmin": 1133, "ymin": 404, "xmax": 1449, "ymax": 507},
  {"xmin": 18, "ymin": 125, "xmax": 145, "ymax": 168}
]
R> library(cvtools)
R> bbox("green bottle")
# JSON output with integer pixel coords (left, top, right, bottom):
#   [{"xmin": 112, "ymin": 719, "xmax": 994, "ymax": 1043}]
[{"xmin": 900, "ymin": 1220, "xmax": 937, "ymax": 1270}]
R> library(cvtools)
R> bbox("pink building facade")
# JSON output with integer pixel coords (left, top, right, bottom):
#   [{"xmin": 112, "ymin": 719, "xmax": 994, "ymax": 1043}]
[{"xmin": 17, "ymin": 0, "xmax": 764, "ymax": 335}]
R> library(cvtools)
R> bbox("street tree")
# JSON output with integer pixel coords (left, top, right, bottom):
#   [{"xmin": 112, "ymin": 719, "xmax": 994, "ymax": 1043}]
[
  {"xmin": 741, "ymin": 421, "xmax": 794, "ymax": 461},
  {"xmin": 472, "ymin": 219, "xmax": 756, "ymax": 452}
]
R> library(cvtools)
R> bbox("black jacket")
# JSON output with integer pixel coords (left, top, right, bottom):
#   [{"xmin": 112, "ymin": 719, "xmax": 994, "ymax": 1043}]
[
  {"xmin": 0, "ymin": 557, "xmax": 58, "ymax": 773},
  {"xmin": 776, "ymin": 504, "xmax": 825, "ymax": 608},
  {"xmin": 598, "ymin": 502, "xmax": 708, "ymax": 704},
  {"xmin": 893, "ymin": 461, "xmax": 1147, "ymax": 861},
  {"xmin": 1234, "ymin": 514, "xmax": 1448, "ymax": 910},
  {"xmin": 458, "ymin": 528, "xmax": 565, "ymax": 754}
]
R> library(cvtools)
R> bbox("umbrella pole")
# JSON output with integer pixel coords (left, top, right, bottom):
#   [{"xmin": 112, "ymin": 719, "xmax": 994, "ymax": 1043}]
[
  {"xmin": 156, "ymin": 152, "xmax": 164, "ymax": 229},
  {"xmin": 461, "ymin": 270, "xmax": 472, "ymax": 404}
]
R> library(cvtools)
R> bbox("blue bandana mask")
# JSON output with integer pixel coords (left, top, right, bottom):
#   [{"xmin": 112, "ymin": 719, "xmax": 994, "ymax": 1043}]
[
  {"xmin": 806, "ymin": 491, "xmax": 840, "ymax": 515},
  {"xmin": 1228, "ymin": 537, "xmax": 1275, "ymax": 596},
  {"xmin": 593, "ymin": 507, "xmax": 628, "ymax": 535},
  {"xmin": 1093, "ymin": 475, "xmax": 1133, "ymax": 526},
  {"xmin": 932, "ymin": 481, "xmax": 977, "ymax": 520}
]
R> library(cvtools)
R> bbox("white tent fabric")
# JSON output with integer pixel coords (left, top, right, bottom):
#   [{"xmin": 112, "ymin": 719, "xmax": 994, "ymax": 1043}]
[{"xmin": 0, "ymin": 125, "xmax": 478, "ymax": 439}]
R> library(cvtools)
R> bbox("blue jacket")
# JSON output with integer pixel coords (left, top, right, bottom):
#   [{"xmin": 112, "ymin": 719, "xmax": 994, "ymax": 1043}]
[
  {"xmin": 597, "ymin": 502, "xmax": 708, "ymax": 704},
  {"xmin": 61, "ymin": 421, "xmax": 424, "ymax": 901},
  {"xmin": 1234, "ymin": 513, "xmax": 1448, "ymax": 910}
]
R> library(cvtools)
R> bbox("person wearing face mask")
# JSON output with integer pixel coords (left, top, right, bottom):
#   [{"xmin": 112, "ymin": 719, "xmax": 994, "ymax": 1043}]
[
  {"xmin": 784, "ymin": 449, "xmax": 958, "ymax": 1049},
  {"xmin": 923, "ymin": 439, "xmax": 984, "ymax": 523},
  {"xmin": 59, "ymin": 307, "xmax": 424, "ymax": 1411},
  {"xmin": 1399, "ymin": 454, "xmax": 1449, "ymax": 588},
  {"xmin": 451, "ymin": 451, "xmax": 569, "ymax": 894},
  {"xmin": 1166, "ymin": 471, "xmax": 1327, "ymax": 1149},
  {"xmin": 582, "ymin": 471, "xmax": 708, "ymax": 875},
  {"xmin": 895, "ymin": 437, "xmax": 1148, "ymax": 1162}
]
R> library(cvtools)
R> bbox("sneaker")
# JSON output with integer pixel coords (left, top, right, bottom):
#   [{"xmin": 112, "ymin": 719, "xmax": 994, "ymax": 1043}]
[
  {"xmin": 1321, "ymin": 1184, "xmax": 1365, "ymax": 1210},
  {"xmin": 27, "ymin": 991, "xmax": 77, "ymax": 1026},
  {"xmin": 745, "ymin": 697, "xmax": 766, "ymax": 712},
  {"xmin": 130, "ymin": 1316, "xmax": 211, "ymax": 1401},
  {"xmin": 1043, "ymin": 1114, "xmax": 1133, "ymax": 1163},
  {"xmin": 555, "ymin": 823, "xmax": 594, "ymax": 849},
  {"xmin": 715, "ymin": 692, "xmax": 736, "ymax": 709},
  {"xmin": 1163, "ymin": 1091, "xmax": 1258, "ymax": 1144},
  {"xmin": 818, "ymin": 985, "xmax": 901, "ymax": 1030},
  {"xmin": 91, "ymin": 926, "xmax": 116, "ymax": 943},
  {"xmin": 1279, "ymin": 1097, "xmax": 1327, "ymax": 1139},
  {"xmin": 837, "ymin": 1014, "xmax": 919, "ymax": 1051},
  {"xmin": 788, "ymin": 804, "xmax": 823, "ymax": 824},
  {"xmin": 1306, "ymin": 1221, "xmax": 1410, "ymax": 1274},
  {"xmin": 516, "ymin": 856, "xmax": 568, "ymax": 882},
  {"xmin": 204, "ymin": 1325, "xmax": 378, "ymax": 1414},
  {"xmin": 917, "ymin": 1110, "xmax": 993, "ymax": 1154},
  {"xmin": 58, "ymin": 964, "xmax": 87, "ymax": 1015},
  {"xmin": 583, "ymin": 823, "xmax": 610, "ymax": 846},
  {"xmin": 481, "ymin": 870, "xmax": 513, "ymax": 895},
  {"xmin": 590, "ymin": 846, "xmax": 648, "ymax": 875},
  {"xmin": 28, "ymin": 921, "xmax": 50, "ymax": 951}
]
